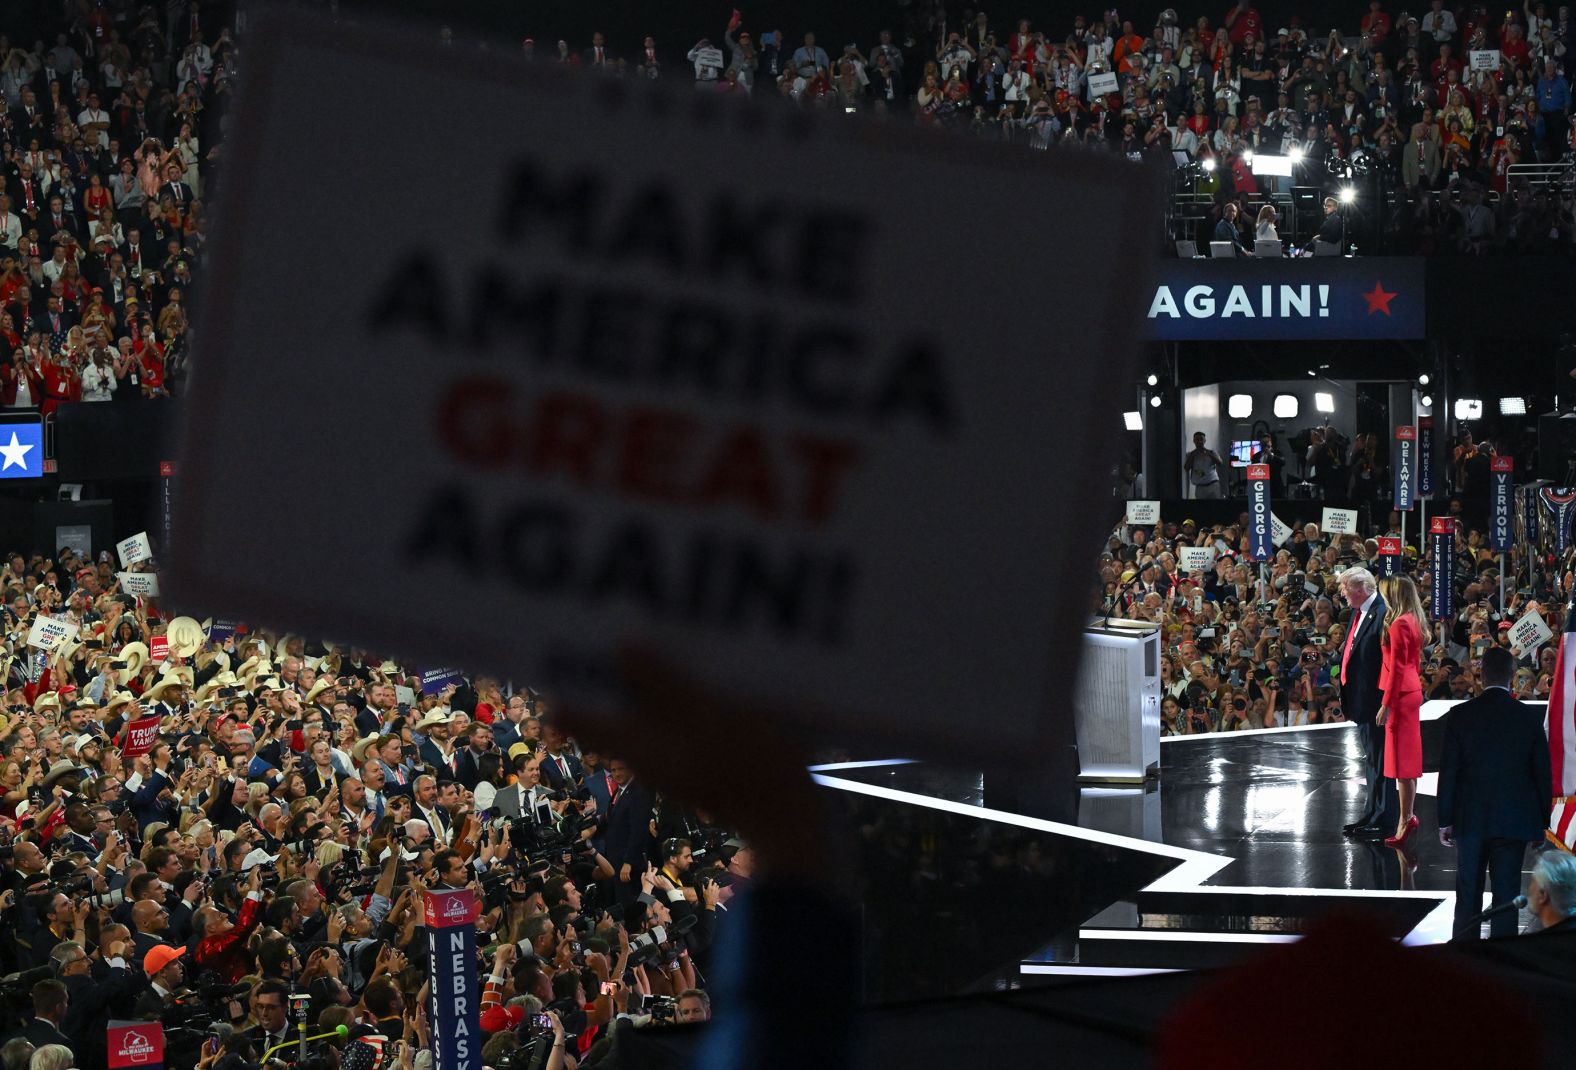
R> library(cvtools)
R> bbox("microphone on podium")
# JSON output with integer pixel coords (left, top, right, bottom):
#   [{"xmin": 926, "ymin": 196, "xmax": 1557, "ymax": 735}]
[{"xmin": 1453, "ymin": 894, "xmax": 1529, "ymax": 936}]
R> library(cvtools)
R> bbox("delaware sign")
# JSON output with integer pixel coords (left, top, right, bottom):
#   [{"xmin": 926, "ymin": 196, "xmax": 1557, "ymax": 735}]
[{"xmin": 1146, "ymin": 259, "xmax": 1425, "ymax": 340}]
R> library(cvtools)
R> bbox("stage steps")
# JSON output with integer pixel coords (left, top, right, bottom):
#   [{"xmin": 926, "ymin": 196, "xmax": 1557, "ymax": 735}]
[{"xmin": 1023, "ymin": 890, "xmax": 1446, "ymax": 974}]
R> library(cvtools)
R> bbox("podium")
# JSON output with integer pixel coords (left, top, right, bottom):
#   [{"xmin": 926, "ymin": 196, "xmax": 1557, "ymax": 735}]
[{"xmin": 1074, "ymin": 618, "xmax": 1162, "ymax": 782}]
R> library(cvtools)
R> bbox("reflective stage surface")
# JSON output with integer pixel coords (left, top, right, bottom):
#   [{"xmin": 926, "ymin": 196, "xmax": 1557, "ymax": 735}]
[{"xmin": 814, "ymin": 714, "xmax": 1529, "ymax": 995}]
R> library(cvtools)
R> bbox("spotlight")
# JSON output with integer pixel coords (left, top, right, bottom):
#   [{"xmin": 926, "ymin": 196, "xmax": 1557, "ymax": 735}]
[
  {"xmin": 1499, "ymin": 397, "xmax": 1528, "ymax": 415},
  {"xmin": 1420, "ymin": 394, "xmax": 1434, "ymax": 408},
  {"xmin": 1146, "ymin": 373, "xmax": 1159, "ymax": 386},
  {"xmin": 1314, "ymin": 392, "xmax": 1335, "ymax": 413},
  {"xmin": 1338, "ymin": 186, "xmax": 1357, "ymax": 204},
  {"xmin": 1418, "ymin": 373, "xmax": 1430, "ymax": 386},
  {"xmin": 1149, "ymin": 395, "xmax": 1162, "ymax": 408},
  {"xmin": 1455, "ymin": 398, "xmax": 1482, "ymax": 420},
  {"xmin": 1287, "ymin": 146, "xmax": 1304, "ymax": 163},
  {"xmin": 1242, "ymin": 149, "xmax": 1254, "ymax": 165},
  {"xmin": 1227, "ymin": 394, "xmax": 1253, "ymax": 419},
  {"xmin": 1123, "ymin": 411, "xmax": 1143, "ymax": 431},
  {"xmin": 1201, "ymin": 157, "xmax": 1217, "ymax": 173},
  {"xmin": 1273, "ymin": 394, "xmax": 1299, "ymax": 418}
]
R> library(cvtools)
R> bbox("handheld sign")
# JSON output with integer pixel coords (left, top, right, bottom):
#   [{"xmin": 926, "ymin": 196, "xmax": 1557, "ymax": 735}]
[
  {"xmin": 1469, "ymin": 49, "xmax": 1501, "ymax": 70},
  {"xmin": 149, "ymin": 636, "xmax": 169, "ymax": 662},
  {"xmin": 1490, "ymin": 456, "xmax": 1514, "ymax": 553},
  {"xmin": 1270, "ymin": 513, "xmax": 1293, "ymax": 547},
  {"xmin": 118, "ymin": 571, "xmax": 161, "ymax": 597},
  {"xmin": 1392, "ymin": 425, "xmax": 1415, "ymax": 511},
  {"xmin": 1430, "ymin": 517, "xmax": 1454, "ymax": 621},
  {"xmin": 120, "ymin": 715, "xmax": 163, "ymax": 758},
  {"xmin": 166, "ymin": 9, "xmax": 1164, "ymax": 764},
  {"xmin": 1087, "ymin": 71, "xmax": 1120, "ymax": 96},
  {"xmin": 1127, "ymin": 500, "xmax": 1161, "ymax": 526},
  {"xmin": 117, "ymin": 531, "xmax": 153, "ymax": 568},
  {"xmin": 1508, "ymin": 608, "xmax": 1554, "ymax": 657},
  {"xmin": 27, "ymin": 615, "xmax": 73, "ymax": 651},
  {"xmin": 1376, "ymin": 536, "xmax": 1402, "ymax": 577},
  {"xmin": 420, "ymin": 668, "xmax": 468, "ymax": 695},
  {"xmin": 1179, "ymin": 546, "xmax": 1215, "ymax": 572},
  {"xmin": 107, "ymin": 1020, "xmax": 164, "ymax": 1070},
  {"xmin": 1247, "ymin": 464, "xmax": 1272, "ymax": 561},
  {"xmin": 1322, "ymin": 507, "xmax": 1358, "ymax": 536}
]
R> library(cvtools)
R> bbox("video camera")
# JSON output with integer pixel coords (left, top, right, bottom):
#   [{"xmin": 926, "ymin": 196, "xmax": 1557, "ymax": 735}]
[{"xmin": 626, "ymin": 914, "xmax": 698, "ymax": 969}]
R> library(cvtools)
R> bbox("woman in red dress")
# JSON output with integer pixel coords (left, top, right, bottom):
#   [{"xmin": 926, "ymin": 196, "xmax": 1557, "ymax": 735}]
[{"xmin": 1378, "ymin": 574, "xmax": 1427, "ymax": 847}]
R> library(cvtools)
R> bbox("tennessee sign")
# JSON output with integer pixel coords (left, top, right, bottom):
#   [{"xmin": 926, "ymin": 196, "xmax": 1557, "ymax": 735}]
[
  {"xmin": 165, "ymin": 8, "xmax": 1161, "ymax": 764},
  {"xmin": 1146, "ymin": 258, "xmax": 1425, "ymax": 340}
]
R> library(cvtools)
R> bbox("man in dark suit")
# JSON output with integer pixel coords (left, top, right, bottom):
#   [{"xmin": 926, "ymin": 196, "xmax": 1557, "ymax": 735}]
[
  {"xmin": 1438, "ymin": 646, "xmax": 1552, "ymax": 939},
  {"xmin": 582, "ymin": 31, "xmax": 616, "ymax": 70},
  {"xmin": 603, "ymin": 757, "xmax": 655, "ymax": 906},
  {"xmin": 1339, "ymin": 567, "xmax": 1396, "ymax": 839},
  {"xmin": 539, "ymin": 725, "xmax": 583, "ymax": 791},
  {"xmin": 12, "ymin": 978, "xmax": 71, "ymax": 1049}
]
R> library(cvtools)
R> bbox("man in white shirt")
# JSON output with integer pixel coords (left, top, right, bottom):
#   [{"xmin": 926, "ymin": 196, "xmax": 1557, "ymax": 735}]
[
  {"xmin": 0, "ymin": 197, "xmax": 20, "ymax": 249},
  {"xmin": 76, "ymin": 93, "xmax": 110, "ymax": 147},
  {"xmin": 1421, "ymin": 0, "xmax": 1457, "ymax": 43}
]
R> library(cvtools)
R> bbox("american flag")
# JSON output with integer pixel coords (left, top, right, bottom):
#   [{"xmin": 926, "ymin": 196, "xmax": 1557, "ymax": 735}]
[{"xmin": 1548, "ymin": 589, "xmax": 1576, "ymax": 850}]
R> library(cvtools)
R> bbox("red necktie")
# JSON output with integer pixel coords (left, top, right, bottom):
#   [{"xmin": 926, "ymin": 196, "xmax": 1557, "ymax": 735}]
[{"xmin": 1341, "ymin": 606, "xmax": 1363, "ymax": 682}]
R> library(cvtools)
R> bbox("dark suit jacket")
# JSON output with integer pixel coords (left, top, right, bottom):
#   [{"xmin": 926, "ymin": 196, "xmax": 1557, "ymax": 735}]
[
  {"xmin": 16, "ymin": 1017, "xmax": 71, "ymax": 1050},
  {"xmin": 419, "ymin": 740, "xmax": 460, "ymax": 780},
  {"xmin": 1339, "ymin": 593, "xmax": 1387, "ymax": 724},
  {"xmin": 540, "ymin": 751, "xmax": 583, "ymax": 791},
  {"xmin": 1437, "ymin": 687, "xmax": 1552, "ymax": 841},
  {"xmin": 603, "ymin": 778, "xmax": 655, "ymax": 873}
]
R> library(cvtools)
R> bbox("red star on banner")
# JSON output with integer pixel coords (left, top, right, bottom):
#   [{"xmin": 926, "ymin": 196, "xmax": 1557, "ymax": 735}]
[{"xmin": 1363, "ymin": 281, "xmax": 1397, "ymax": 315}]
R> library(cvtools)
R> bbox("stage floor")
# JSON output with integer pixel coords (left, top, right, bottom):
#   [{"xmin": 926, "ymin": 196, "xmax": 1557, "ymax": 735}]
[{"xmin": 815, "ymin": 711, "xmax": 1544, "ymax": 988}]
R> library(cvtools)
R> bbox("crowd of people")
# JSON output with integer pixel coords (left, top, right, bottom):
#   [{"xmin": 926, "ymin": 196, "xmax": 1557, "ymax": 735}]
[
  {"xmin": 1104, "ymin": 428, "xmax": 1559, "ymax": 736},
  {"xmin": 0, "ymin": 0, "xmax": 221, "ymax": 410},
  {"xmin": 0, "ymin": 538, "xmax": 738, "ymax": 1070},
  {"xmin": 502, "ymin": 3, "xmax": 1576, "ymax": 254}
]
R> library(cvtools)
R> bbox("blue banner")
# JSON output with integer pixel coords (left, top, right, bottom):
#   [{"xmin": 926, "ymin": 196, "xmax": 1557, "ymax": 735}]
[
  {"xmin": 1393, "ymin": 426, "xmax": 1416, "ymax": 511},
  {"xmin": 0, "ymin": 414, "xmax": 44, "ymax": 479},
  {"xmin": 1376, "ymin": 536, "xmax": 1402, "ymax": 577},
  {"xmin": 1490, "ymin": 457, "xmax": 1514, "ymax": 553},
  {"xmin": 1430, "ymin": 518, "xmax": 1454, "ymax": 621},
  {"xmin": 1145, "ymin": 258, "xmax": 1426, "ymax": 340},
  {"xmin": 1247, "ymin": 464, "xmax": 1272, "ymax": 561},
  {"xmin": 1417, "ymin": 416, "xmax": 1434, "ymax": 498},
  {"xmin": 425, "ymin": 888, "xmax": 480, "ymax": 1070},
  {"xmin": 205, "ymin": 619, "xmax": 243, "ymax": 643}
]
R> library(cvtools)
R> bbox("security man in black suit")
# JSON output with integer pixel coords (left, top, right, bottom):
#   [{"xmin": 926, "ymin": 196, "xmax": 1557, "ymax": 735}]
[
  {"xmin": 1338, "ymin": 566, "xmax": 1396, "ymax": 838},
  {"xmin": 1437, "ymin": 646, "xmax": 1552, "ymax": 939}
]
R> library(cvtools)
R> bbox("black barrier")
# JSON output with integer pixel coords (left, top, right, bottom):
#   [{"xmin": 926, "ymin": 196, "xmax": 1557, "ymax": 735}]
[{"xmin": 52, "ymin": 399, "xmax": 177, "ymax": 481}]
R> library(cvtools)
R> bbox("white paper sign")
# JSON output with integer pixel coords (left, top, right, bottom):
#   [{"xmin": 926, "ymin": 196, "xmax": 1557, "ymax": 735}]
[
  {"xmin": 117, "ymin": 531, "xmax": 153, "ymax": 568},
  {"xmin": 1270, "ymin": 513, "xmax": 1294, "ymax": 546},
  {"xmin": 693, "ymin": 45, "xmax": 725, "ymax": 72},
  {"xmin": 1127, "ymin": 500, "xmax": 1161, "ymax": 525},
  {"xmin": 27, "ymin": 615, "xmax": 74, "ymax": 651},
  {"xmin": 166, "ymin": 9, "xmax": 1160, "ymax": 763},
  {"xmin": 1469, "ymin": 49, "xmax": 1501, "ymax": 71},
  {"xmin": 1179, "ymin": 546, "xmax": 1215, "ymax": 572},
  {"xmin": 1088, "ymin": 71, "xmax": 1119, "ymax": 96},
  {"xmin": 1508, "ymin": 609, "xmax": 1554, "ymax": 656},
  {"xmin": 1322, "ymin": 508, "xmax": 1358, "ymax": 535},
  {"xmin": 118, "ymin": 571, "xmax": 161, "ymax": 597}
]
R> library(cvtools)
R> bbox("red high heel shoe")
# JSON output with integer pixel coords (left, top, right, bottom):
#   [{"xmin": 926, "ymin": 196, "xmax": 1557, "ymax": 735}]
[{"xmin": 1384, "ymin": 816, "xmax": 1420, "ymax": 848}]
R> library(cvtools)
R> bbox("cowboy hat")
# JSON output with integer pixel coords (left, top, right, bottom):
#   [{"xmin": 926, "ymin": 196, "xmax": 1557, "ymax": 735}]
[
  {"xmin": 377, "ymin": 660, "xmax": 402, "ymax": 676},
  {"xmin": 143, "ymin": 673, "xmax": 188, "ymax": 703},
  {"xmin": 165, "ymin": 616, "xmax": 206, "ymax": 658},
  {"xmin": 196, "ymin": 648, "xmax": 231, "ymax": 673},
  {"xmin": 351, "ymin": 737, "xmax": 381, "ymax": 764},
  {"xmin": 116, "ymin": 642, "xmax": 149, "ymax": 683},
  {"xmin": 41, "ymin": 761, "xmax": 84, "ymax": 789},
  {"xmin": 303, "ymin": 679, "xmax": 336, "ymax": 706},
  {"xmin": 415, "ymin": 710, "xmax": 452, "ymax": 731},
  {"xmin": 32, "ymin": 691, "xmax": 61, "ymax": 713},
  {"xmin": 194, "ymin": 670, "xmax": 239, "ymax": 703}
]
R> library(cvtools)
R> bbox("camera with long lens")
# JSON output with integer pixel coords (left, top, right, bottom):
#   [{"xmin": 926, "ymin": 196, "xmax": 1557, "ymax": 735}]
[
  {"xmin": 625, "ymin": 914, "xmax": 698, "ymax": 969},
  {"xmin": 161, "ymin": 979, "xmax": 251, "ymax": 1057}
]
